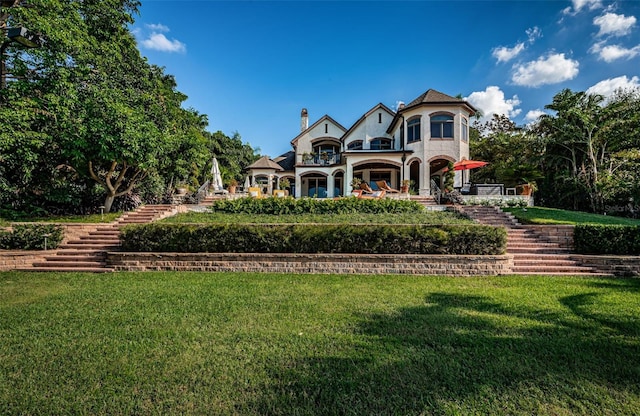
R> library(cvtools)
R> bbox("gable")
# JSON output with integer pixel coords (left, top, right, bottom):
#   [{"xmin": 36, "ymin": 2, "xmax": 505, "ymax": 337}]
[{"xmin": 291, "ymin": 115, "xmax": 346, "ymax": 147}]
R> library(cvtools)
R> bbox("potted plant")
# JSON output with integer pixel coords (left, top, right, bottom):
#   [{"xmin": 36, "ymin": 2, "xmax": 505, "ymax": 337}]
[
  {"xmin": 279, "ymin": 178, "xmax": 290, "ymax": 195},
  {"xmin": 400, "ymin": 179, "xmax": 410, "ymax": 193},
  {"xmin": 519, "ymin": 179, "xmax": 538, "ymax": 196},
  {"xmin": 350, "ymin": 177, "xmax": 362, "ymax": 190},
  {"xmin": 302, "ymin": 152, "xmax": 314, "ymax": 164},
  {"xmin": 227, "ymin": 179, "xmax": 238, "ymax": 194}
]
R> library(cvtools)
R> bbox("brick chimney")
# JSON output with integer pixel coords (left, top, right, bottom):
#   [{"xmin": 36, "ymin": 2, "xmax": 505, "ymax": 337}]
[{"xmin": 301, "ymin": 108, "xmax": 308, "ymax": 132}]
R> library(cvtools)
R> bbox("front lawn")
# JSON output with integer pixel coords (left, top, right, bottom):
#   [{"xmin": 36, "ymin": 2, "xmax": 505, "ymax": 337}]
[
  {"xmin": 504, "ymin": 206, "xmax": 640, "ymax": 225},
  {"xmin": 1, "ymin": 272, "xmax": 639, "ymax": 415}
]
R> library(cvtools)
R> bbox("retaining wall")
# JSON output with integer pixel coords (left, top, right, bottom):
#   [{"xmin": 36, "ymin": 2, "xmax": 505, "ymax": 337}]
[
  {"xmin": 0, "ymin": 251, "xmax": 47, "ymax": 271},
  {"xmin": 571, "ymin": 255, "xmax": 640, "ymax": 277},
  {"xmin": 107, "ymin": 252, "xmax": 514, "ymax": 276}
]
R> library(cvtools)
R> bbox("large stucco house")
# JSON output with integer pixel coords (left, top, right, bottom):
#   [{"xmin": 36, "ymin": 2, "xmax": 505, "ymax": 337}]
[{"xmin": 246, "ymin": 88, "xmax": 477, "ymax": 198}]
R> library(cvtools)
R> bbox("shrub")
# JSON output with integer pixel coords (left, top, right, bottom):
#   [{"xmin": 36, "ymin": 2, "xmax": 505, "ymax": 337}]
[
  {"xmin": 209, "ymin": 197, "xmax": 424, "ymax": 215},
  {"xmin": 574, "ymin": 224, "xmax": 640, "ymax": 255},
  {"xmin": 120, "ymin": 223, "xmax": 507, "ymax": 255},
  {"xmin": 0, "ymin": 224, "xmax": 64, "ymax": 250}
]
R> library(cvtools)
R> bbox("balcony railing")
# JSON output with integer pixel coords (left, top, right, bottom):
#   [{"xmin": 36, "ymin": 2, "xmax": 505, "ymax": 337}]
[{"xmin": 302, "ymin": 154, "xmax": 341, "ymax": 166}]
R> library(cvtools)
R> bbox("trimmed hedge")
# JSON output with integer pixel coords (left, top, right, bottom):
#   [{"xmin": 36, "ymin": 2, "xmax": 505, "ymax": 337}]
[
  {"xmin": 210, "ymin": 197, "xmax": 425, "ymax": 215},
  {"xmin": 120, "ymin": 223, "xmax": 507, "ymax": 255},
  {"xmin": 0, "ymin": 224, "xmax": 64, "ymax": 250},
  {"xmin": 574, "ymin": 224, "xmax": 640, "ymax": 255}
]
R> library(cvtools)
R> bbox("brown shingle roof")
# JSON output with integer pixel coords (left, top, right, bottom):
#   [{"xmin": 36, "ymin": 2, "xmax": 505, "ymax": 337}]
[
  {"xmin": 406, "ymin": 89, "xmax": 467, "ymax": 108},
  {"xmin": 247, "ymin": 156, "xmax": 284, "ymax": 171}
]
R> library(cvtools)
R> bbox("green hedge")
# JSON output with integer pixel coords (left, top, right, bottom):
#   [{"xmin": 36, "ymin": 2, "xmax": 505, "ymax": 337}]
[
  {"xmin": 210, "ymin": 197, "xmax": 425, "ymax": 215},
  {"xmin": 0, "ymin": 224, "xmax": 64, "ymax": 250},
  {"xmin": 574, "ymin": 224, "xmax": 640, "ymax": 255},
  {"xmin": 120, "ymin": 223, "xmax": 507, "ymax": 255}
]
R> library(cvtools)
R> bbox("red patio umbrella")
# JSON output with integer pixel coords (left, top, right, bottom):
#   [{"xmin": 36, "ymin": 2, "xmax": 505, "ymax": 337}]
[{"xmin": 452, "ymin": 159, "xmax": 488, "ymax": 171}]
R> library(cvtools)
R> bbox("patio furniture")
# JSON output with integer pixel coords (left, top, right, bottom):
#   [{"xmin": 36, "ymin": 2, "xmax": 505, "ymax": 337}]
[
  {"xmin": 359, "ymin": 182, "xmax": 374, "ymax": 193},
  {"xmin": 273, "ymin": 189, "xmax": 286, "ymax": 198},
  {"xmin": 359, "ymin": 190, "xmax": 386, "ymax": 199},
  {"xmin": 375, "ymin": 180, "xmax": 400, "ymax": 193},
  {"xmin": 248, "ymin": 187, "xmax": 264, "ymax": 198}
]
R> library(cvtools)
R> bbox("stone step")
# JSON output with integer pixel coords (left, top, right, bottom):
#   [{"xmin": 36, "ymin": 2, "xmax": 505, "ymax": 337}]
[
  {"xmin": 20, "ymin": 266, "xmax": 115, "ymax": 273},
  {"xmin": 59, "ymin": 243, "xmax": 120, "ymax": 250},
  {"xmin": 32, "ymin": 260, "xmax": 106, "ymax": 268}
]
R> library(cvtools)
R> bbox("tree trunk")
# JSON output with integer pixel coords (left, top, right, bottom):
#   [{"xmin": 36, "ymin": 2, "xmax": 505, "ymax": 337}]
[{"xmin": 103, "ymin": 194, "xmax": 115, "ymax": 213}]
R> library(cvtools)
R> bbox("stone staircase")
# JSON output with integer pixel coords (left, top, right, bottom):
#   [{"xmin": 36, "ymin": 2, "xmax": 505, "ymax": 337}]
[
  {"xmin": 23, "ymin": 205, "xmax": 180, "ymax": 273},
  {"xmin": 456, "ymin": 205, "xmax": 607, "ymax": 275},
  {"xmin": 410, "ymin": 195, "xmax": 440, "ymax": 208}
]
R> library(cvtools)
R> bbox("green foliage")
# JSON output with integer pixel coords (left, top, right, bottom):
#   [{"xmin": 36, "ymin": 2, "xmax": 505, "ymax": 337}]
[
  {"xmin": 574, "ymin": 225, "xmax": 640, "ymax": 255},
  {"xmin": 162, "ymin": 210, "xmax": 472, "ymax": 225},
  {"xmin": 210, "ymin": 196, "xmax": 425, "ymax": 215},
  {"xmin": 535, "ymin": 89, "xmax": 640, "ymax": 212},
  {"xmin": 471, "ymin": 114, "xmax": 544, "ymax": 189},
  {"xmin": 0, "ymin": 224, "xmax": 64, "ymax": 250},
  {"xmin": 0, "ymin": 1, "xmax": 259, "ymax": 216},
  {"xmin": 443, "ymin": 161, "xmax": 455, "ymax": 192},
  {"xmin": 120, "ymin": 223, "xmax": 507, "ymax": 255}
]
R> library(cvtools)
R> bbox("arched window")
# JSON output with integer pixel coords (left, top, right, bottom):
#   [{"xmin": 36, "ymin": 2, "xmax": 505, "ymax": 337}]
[
  {"xmin": 347, "ymin": 140, "xmax": 363, "ymax": 150},
  {"xmin": 407, "ymin": 117, "xmax": 421, "ymax": 143},
  {"xmin": 430, "ymin": 114, "xmax": 454, "ymax": 139},
  {"xmin": 370, "ymin": 138, "xmax": 392, "ymax": 150}
]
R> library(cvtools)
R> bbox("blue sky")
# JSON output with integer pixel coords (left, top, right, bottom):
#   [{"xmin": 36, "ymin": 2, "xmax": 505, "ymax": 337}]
[{"xmin": 133, "ymin": 0, "xmax": 640, "ymax": 158}]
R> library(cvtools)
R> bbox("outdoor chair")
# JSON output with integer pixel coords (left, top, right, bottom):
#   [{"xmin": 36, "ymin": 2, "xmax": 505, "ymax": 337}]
[
  {"xmin": 359, "ymin": 182, "xmax": 374, "ymax": 193},
  {"xmin": 375, "ymin": 180, "xmax": 399, "ymax": 193},
  {"xmin": 359, "ymin": 190, "xmax": 386, "ymax": 199},
  {"xmin": 248, "ymin": 187, "xmax": 263, "ymax": 198},
  {"xmin": 273, "ymin": 189, "xmax": 286, "ymax": 198}
]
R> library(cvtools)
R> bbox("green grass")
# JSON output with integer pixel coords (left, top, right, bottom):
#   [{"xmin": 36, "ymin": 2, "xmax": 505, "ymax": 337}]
[
  {"xmin": 504, "ymin": 206, "xmax": 640, "ymax": 225},
  {"xmin": 1, "ymin": 272, "xmax": 639, "ymax": 415},
  {"xmin": 162, "ymin": 210, "xmax": 473, "ymax": 224}
]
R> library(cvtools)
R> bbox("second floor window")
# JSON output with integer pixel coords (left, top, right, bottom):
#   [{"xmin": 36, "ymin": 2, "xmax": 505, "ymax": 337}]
[
  {"xmin": 347, "ymin": 140, "xmax": 363, "ymax": 150},
  {"xmin": 430, "ymin": 114, "xmax": 454, "ymax": 139},
  {"xmin": 407, "ymin": 117, "xmax": 421, "ymax": 143},
  {"xmin": 370, "ymin": 138, "xmax": 392, "ymax": 150}
]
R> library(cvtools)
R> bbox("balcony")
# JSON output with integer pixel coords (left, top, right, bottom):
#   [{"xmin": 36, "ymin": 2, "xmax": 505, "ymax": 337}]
[{"xmin": 302, "ymin": 153, "xmax": 341, "ymax": 166}]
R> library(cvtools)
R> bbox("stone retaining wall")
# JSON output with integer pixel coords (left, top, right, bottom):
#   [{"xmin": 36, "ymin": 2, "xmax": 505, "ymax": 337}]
[
  {"xmin": 107, "ymin": 252, "xmax": 514, "ymax": 276},
  {"xmin": 571, "ymin": 255, "xmax": 640, "ymax": 277},
  {"xmin": 0, "ymin": 251, "xmax": 47, "ymax": 271}
]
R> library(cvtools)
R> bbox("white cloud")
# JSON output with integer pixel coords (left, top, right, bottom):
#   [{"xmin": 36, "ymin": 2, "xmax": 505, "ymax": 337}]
[
  {"xmin": 465, "ymin": 86, "xmax": 521, "ymax": 122},
  {"xmin": 526, "ymin": 27, "xmax": 542, "ymax": 43},
  {"xmin": 492, "ymin": 27, "xmax": 541, "ymax": 63},
  {"xmin": 141, "ymin": 33, "xmax": 186, "ymax": 53},
  {"xmin": 586, "ymin": 75, "xmax": 640, "ymax": 97},
  {"xmin": 590, "ymin": 42, "xmax": 640, "ymax": 62},
  {"xmin": 593, "ymin": 12, "xmax": 637, "ymax": 37},
  {"xmin": 146, "ymin": 23, "xmax": 170, "ymax": 33},
  {"xmin": 511, "ymin": 53, "xmax": 579, "ymax": 87},
  {"xmin": 524, "ymin": 109, "xmax": 547, "ymax": 123},
  {"xmin": 564, "ymin": 0, "xmax": 603, "ymax": 15},
  {"xmin": 492, "ymin": 43, "xmax": 526, "ymax": 63}
]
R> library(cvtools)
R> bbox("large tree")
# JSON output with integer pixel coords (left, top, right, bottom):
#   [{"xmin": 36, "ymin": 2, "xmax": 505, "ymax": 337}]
[{"xmin": 535, "ymin": 88, "xmax": 640, "ymax": 213}]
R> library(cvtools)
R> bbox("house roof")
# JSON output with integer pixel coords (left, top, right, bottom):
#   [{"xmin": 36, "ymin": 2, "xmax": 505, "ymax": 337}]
[
  {"xmin": 247, "ymin": 156, "xmax": 284, "ymax": 171},
  {"xmin": 273, "ymin": 151, "xmax": 296, "ymax": 172},
  {"xmin": 290, "ymin": 114, "xmax": 347, "ymax": 146},
  {"xmin": 340, "ymin": 103, "xmax": 396, "ymax": 143},
  {"xmin": 405, "ymin": 89, "xmax": 468, "ymax": 108},
  {"xmin": 386, "ymin": 89, "xmax": 478, "ymax": 134}
]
